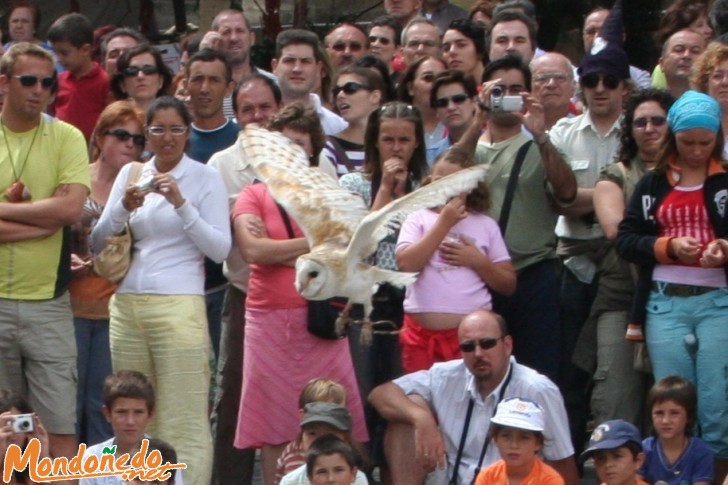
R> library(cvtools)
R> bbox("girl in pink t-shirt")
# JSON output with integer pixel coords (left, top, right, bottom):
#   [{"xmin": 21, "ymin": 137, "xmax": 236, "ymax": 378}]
[{"xmin": 395, "ymin": 152, "xmax": 516, "ymax": 373}]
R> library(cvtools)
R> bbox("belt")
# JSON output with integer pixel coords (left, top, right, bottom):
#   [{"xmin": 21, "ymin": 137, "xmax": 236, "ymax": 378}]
[{"xmin": 651, "ymin": 281, "xmax": 718, "ymax": 297}]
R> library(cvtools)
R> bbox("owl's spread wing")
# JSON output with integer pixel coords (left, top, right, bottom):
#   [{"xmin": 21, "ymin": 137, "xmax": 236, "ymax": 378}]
[
  {"xmin": 239, "ymin": 124, "xmax": 369, "ymax": 247},
  {"xmin": 347, "ymin": 165, "xmax": 490, "ymax": 264}
]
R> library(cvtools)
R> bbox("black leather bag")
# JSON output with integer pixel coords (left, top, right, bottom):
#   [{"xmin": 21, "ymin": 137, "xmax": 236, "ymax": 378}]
[{"xmin": 307, "ymin": 297, "xmax": 350, "ymax": 340}]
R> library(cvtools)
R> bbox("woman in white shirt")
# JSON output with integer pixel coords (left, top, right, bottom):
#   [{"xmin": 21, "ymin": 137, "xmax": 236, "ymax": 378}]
[{"xmin": 91, "ymin": 96, "xmax": 230, "ymax": 485}]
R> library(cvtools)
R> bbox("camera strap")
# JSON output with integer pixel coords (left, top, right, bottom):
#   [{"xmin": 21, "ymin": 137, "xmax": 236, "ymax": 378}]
[
  {"xmin": 449, "ymin": 364, "xmax": 514, "ymax": 485},
  {"xmin": 498, "ymin": 140, "xmax": 533, "ymax": 236}
]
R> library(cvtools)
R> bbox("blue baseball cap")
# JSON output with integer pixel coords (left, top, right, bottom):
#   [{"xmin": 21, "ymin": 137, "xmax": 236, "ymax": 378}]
[{"xmin": 579, "ymin": 419, "xmax": 642, "ymax": 463}]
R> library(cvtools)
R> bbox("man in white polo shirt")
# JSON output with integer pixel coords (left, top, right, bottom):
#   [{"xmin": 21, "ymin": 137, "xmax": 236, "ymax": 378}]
[{"xmin": 369, "ymin": 310, "xmax": 578, "ymax": 485}]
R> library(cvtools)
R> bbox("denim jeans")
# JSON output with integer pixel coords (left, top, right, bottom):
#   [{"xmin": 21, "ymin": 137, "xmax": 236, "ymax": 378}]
[
  {"xmin": 74, "ymin": 317, "xmax": 113, "ymax": 445},
  {"xmin": 646, "ymin": 285, "xmax": 728, "ymax": 458}
]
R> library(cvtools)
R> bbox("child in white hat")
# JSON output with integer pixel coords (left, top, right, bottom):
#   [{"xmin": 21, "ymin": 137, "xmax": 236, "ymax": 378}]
[{"xmin": 475, "ymin": 397, "xmax": 565, "ymax": 485}]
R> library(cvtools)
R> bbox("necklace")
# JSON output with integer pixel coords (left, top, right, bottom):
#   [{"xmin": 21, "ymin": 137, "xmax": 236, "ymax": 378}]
[{"xmin": 2, "ymin": 116, "xmax": 42, "ymax": 183}]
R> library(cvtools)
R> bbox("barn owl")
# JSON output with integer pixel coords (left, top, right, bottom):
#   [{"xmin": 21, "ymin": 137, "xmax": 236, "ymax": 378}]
[{"xmin": 239, "ymin": 124, "xmax": 489, "ymax": 328}]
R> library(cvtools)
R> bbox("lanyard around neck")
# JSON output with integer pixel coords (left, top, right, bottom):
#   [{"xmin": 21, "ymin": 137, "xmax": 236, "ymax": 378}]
[{"xmin": 449, "ymin": 364, "xmax": 514, "ymax": 485}]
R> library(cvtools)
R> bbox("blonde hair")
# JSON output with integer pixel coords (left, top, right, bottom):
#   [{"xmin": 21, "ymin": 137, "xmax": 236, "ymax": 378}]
[{"xmin": 298, "ymin": 378, "xmax": 347, "ymax": 408}]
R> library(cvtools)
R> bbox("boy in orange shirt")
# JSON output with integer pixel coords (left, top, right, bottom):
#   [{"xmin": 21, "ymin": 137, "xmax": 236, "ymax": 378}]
[{"xmin": 475, "ymin": 398, "xmax": 564, "ymax": 485}]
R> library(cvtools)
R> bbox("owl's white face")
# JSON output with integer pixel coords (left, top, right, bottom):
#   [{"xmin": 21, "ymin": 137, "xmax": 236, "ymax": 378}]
[{"xmin": 295, "ymin": 257, "xmax": 335, "ymax": 299}]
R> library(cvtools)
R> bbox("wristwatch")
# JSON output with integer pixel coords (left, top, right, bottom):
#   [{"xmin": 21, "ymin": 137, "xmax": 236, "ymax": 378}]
[{"xmin": 535, "ymin": 131, "xmax": 550, "ymax": 146}]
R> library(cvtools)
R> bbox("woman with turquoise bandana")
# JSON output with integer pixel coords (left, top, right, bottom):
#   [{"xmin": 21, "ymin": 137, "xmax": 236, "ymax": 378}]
[{"xmin": 617, "ymin": 90, "xmax": 728, "ymax": 482}]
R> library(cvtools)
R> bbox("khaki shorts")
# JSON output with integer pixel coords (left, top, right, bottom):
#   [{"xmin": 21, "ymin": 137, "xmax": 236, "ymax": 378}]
[{"xmin": 0, "ymin": 293, "xmax": 77, "ymax": 434}]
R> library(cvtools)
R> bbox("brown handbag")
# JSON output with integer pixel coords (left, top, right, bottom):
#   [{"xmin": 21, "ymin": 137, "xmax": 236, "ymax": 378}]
[{"xmin": 93, "ymin": 162, "xmax": 144, "ymax": 283}]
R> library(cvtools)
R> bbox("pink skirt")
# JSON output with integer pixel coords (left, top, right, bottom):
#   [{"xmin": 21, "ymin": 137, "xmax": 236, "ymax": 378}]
[{"xmin": 234, "ymin": 306, "xmax": 369, "ymax": 448}]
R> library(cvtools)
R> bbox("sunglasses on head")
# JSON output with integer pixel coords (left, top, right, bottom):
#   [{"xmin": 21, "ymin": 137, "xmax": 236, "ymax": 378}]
[
  {"xmin": 581, "ymin": 72, "xmax": 621, "ymax": 90},
  {"xmin": 459, "ymin": 337, "xmax": 503, "ymax": 353},
  {"xmin": 369, "ymin": 35, "xmax": 392, "ymax": 46},
  {"xmin": 433, "ymin": 93, "xmax": 470, "ymax": 108},
  {"xmin": 105, "ymin": 129, "xmax": 146, "ymax": 147},
  {"xmin": 633, "ymin": 116, "xmax": 667, "ymax": 129},
  {"xmin": 13, "ymin": 75, "xmax": 56, "ymax": 89},
  {"xmin": 333, "ymin": 81, "xmax": 370, "ymax": 97},
  {"xmin": 122, "ymin": 65, "xmax": 160, "ymax": 77}
]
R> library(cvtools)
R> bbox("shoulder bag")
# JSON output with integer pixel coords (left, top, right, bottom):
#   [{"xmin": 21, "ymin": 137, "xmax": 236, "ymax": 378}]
[{"xmin": 93, "ymin": 162, "xmax": 144, "ymax": 283}]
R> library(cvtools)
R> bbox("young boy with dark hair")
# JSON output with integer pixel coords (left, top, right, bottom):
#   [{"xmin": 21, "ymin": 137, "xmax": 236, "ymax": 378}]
[
  {"xmin": 48, "ymin": 12, "xmax": 109, "ymax": 142},
  {"xmin": 580, "ymin": 419, "xmax": 649, "ymax": 485},
  {"xmin": 80, "ymin": 371, "xmax": 186, "ymax": 485}
]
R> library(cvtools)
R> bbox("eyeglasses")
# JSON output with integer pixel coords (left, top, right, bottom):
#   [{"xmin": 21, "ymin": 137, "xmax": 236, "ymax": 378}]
[
  {"xmin": 433, "ymin": 93, "xmax": 470, "ymax": 108},
  {"xmin": 333, "ymin": 81, "xmax": 371, "ymax": 97},
  {"xmin": 633, "ymin": 116, "xmax": 667, "ymax": 129},
  {"xmin": 459, "ymin": 337, "xmax": 504, "ymax": 353},
  {"xmin": 533, "ymin": 72, "xmax": 569, "ymax": 84},
  {"xmin": 581, "ymin": 72, "xmax": 621, "ymax": 90},
  {"xmin": 13, "ymin": 75, "xmax": 56, "ymax": 89},
  {"xmin": 329, "ymin": 42, "xmax": 364, "ymax": 53},
  {"xmin": 369, "ymin": 35, "xmax": 392, "ymax": 46},
  {"xmin": 105, "ymin": 129, "xmax": 146, "ymax": 147},
  {"xmin": 147, "ymin": 125, "xmax": 188, "ymax": 136},
  {"xmin": 122, "ymin": 65, "xmax": 160, "ymax": 77}
]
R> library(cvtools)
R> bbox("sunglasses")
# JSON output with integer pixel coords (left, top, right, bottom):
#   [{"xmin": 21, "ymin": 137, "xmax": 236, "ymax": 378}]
[
  {"xmin": 633, "ymin": 116, "xmax": 667, "ymax": 129},
  {"xmin": 13, "ymin": 75, "xmax": 56, "ymax": 89},
  {"xmin": 147, "ymin": 125, "xmax": 188, "ymax": 136},
  {"xmin": 333, "ymin": 81, "xmax": 370, "ymax": 97},
  {"xmin": 123, "ymin": 65, "xmax": 160, "ymax": 77},
  {"xmin": 459, "ymin": 337, "xmax": 504, "ymax": 353},
  {"xmin": 105, "ymin": 129, "xmax": 146, "ymax": 147},
  {"xmin": 433, "ymin": 93, "xmax": 470, "ymax": 108},
  {"xmin": 369, "ymin": 35, "xmax": 392, "ymax": 46},
  {"xmin": 581, "ymin": 72, "xmax": 621, "ymax": 90},
  {"xmin": 330, "ymin": 42, "xmax": 364, "ymax": 53}
]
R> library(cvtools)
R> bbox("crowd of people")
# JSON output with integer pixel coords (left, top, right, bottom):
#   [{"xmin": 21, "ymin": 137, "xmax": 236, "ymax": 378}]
[{"xmin": 1, "ymin": 0, "xmax": 728, "ymax": 484}]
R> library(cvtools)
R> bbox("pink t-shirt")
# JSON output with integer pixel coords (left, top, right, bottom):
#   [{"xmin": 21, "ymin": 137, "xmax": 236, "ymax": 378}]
[
  {"xmin": 396, "ymin": 209, "xmax": 511, "ymax": 313},
  {"xmin": 233, "ymin": 183, "xmax": 307, "ymax": 309}
]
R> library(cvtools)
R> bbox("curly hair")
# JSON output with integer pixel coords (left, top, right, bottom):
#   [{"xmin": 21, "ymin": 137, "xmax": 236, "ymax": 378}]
[
  {"xmin": 691, "ymin": 41, "xmax": 728, "ymax": 92},
  {"xmin": 267, "ymin": 102, "xmax": 327, "ymax": 163},
  {"xmin": 617, "ymin": 88, "xmax": 675, "ymax": 167}
]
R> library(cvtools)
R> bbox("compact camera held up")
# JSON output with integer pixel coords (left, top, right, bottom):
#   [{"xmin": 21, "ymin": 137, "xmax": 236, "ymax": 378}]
[
  {"xmin": 490, "ymin": 86, "xmax": 524, "ymax": 112},
  {"xmin": 10, "ymin": 413, "xmax": 34, "ymax": 433}
]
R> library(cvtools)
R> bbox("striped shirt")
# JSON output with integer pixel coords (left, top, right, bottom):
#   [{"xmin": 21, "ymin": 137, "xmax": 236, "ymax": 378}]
[{"xmin": 393, "ymin": 357, "xmax": 574, "ymax": 485}]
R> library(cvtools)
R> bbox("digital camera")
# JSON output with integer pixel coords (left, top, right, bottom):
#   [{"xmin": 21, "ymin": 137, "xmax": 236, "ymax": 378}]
[
  {"xmin": 134, "ymin": 174, "xmax": 156, "ymax": 191},
  {"xmin": 490, "ymin": 86, "xmax": 523, "ymax": 112},
  {"xmin": 11, "ymin": 414, "xmax": 34, "ymax": 433}
]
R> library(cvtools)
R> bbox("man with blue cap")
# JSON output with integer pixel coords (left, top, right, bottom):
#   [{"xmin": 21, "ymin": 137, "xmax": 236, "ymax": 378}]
[{"xmin": 548, "ymin": 0, "xmax": 633, "ymax": 457}]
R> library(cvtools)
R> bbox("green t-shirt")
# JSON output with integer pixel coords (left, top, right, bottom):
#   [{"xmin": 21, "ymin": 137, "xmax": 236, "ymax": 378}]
[{"xmin": 474, "ymin": 133, "xmax": 558, "ymax": 271}]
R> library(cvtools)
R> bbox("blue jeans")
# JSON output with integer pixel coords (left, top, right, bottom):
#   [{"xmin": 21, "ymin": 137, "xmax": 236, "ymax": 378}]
[
  {"xmin": 646, "ymin": 285, "xmax": 728, "ymax": 458},
  {"xmin": 74, "ymin": 317, "xmax": 113, "ymax": 445}
]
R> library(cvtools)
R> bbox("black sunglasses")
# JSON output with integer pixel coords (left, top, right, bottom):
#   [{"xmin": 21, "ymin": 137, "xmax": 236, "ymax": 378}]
[
  {"xmin": 633, "ymin": 116, "xmax": 667, "ymax": 129},
  {"xmin": 123, "ymin": 65, "xmax": 160, "ymax": 77},
  {"xmin": 13, "ymin": 75, "xmax": 56, "ymax": 89},
  {"xmin": 459, "ymin": 337, "xmax": 504, "ymax": 353},
  {"xmin": 581, "ymin": 72, "xmax": 621, "ymax": 90},
  {"xmin": 105, "ymin": 129, "xmax": 146, "ymax": 147},
  {"xmin": 433, "ymin": 93, "xmax": 470, "ymax": 108},
  {"xmin": 333, "ymin": 81, "xmax": 371, "ymax": 97}
]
